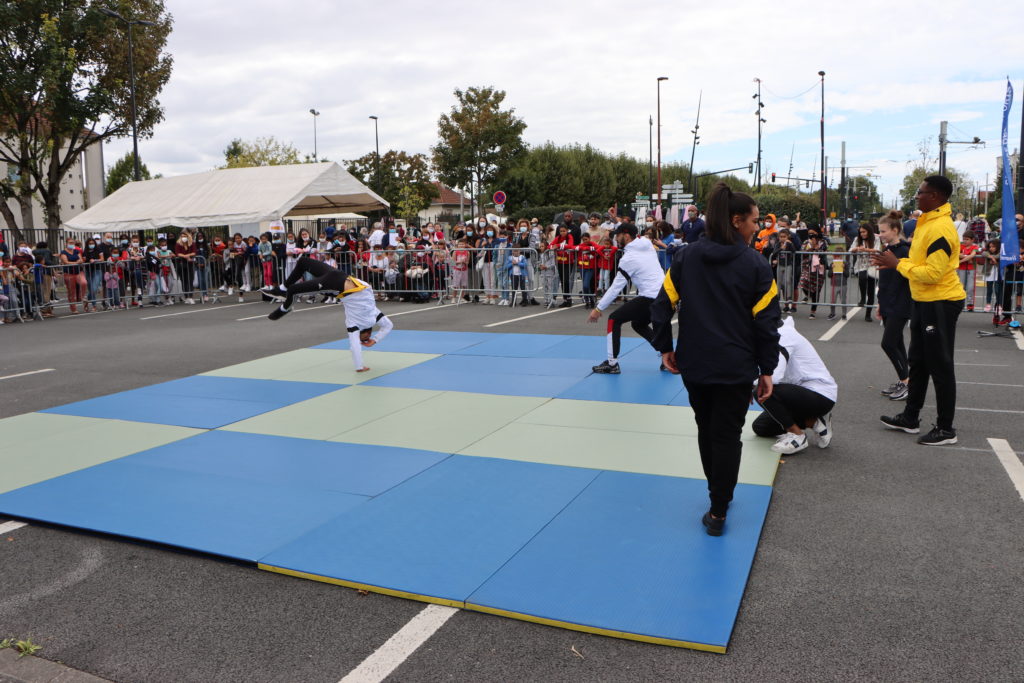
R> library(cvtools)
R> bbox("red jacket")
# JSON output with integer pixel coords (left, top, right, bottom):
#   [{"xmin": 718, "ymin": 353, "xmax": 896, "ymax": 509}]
[
  {"xmin": 597, "ymin": 245, "xmax": 618, "ymax": 270},
  {"xmin": 576, "ymin": 242, "xmax": 599, "ymax": 270},
  {"xmin": 552, "ymin": 234, "xmax": 575, "ymax": 264}
]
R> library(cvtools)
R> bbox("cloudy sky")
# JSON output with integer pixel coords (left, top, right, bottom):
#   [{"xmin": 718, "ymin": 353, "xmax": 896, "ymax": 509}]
[{"xmin": 105, "ymin": 0, "xmax": 1024, "ymax": 208}]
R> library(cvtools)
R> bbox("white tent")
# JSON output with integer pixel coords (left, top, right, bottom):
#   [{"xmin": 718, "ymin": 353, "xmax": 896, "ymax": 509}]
[{"xmin": 64, "ymin": 162, "xmax": 387, "ymax": 233}]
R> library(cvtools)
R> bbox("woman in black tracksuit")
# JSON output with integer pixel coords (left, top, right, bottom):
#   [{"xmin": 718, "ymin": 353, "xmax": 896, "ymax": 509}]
[
  {"xmin": 875, "ymin": 210, "xmax": 912, "ymax": 401},
  {"xmin": 651, "ymin": 182, "xmax": 781, "ymax": 537}
]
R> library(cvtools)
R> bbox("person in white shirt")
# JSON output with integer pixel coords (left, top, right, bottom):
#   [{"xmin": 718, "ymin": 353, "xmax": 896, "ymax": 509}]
[
  {"xmin": 367, "ymin": 222, "xmax": 385, "ymax": 250},
  {"xmin": 587, "ymin": 224, "xmax": 667, "ymax": 374},
  {"xmin": 753, "ymin": 316, "xmax": 838, "ymax": 454},
  {"xmin": 263, "ymin": 256, "xmax": 393, "ymax": 372}
]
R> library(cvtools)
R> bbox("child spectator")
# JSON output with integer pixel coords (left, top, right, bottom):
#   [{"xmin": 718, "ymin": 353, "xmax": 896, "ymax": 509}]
[
  {"xmin": 799, "ymin": 230, "xmax": 828, "ymax": 319},
  {"xmin": 551, "ymin": 225, "xmax": 576, "ymax": 307},
  {"xmin": 596, "ymin": 236, "xmax": 617, "ymax": 295},
  {"xmin": 450, "ymin": 239, "xmax": 470, "ymax": 302},
  {"xmin": 258, "ymin": 233, "xmax": 274, "ymax": 290},
  {"xmin": 875, "ymin": 210, "xmax": 912, "ymax": 401},
  {"xmin": 538, "ymin": 240, "xmax": 559, "ymax": 307},
  {"xmin": 507, "ymin": 248, "xmax": 530, "ymax": 305},
  {"xmin": 850, "ymin": 223, "xmax": 879, "ymax": 321},
  {"xmin": 957, "ymin": 231, "xmax": 979, "ymax": 311},
  {"xmin": 105, "ymin": 257, "xmax": 124, "ymax": 308},
  {"xmin": 575, "ymin": 233, "xmax": 600, "ymax": 309},
  {"xmin": 982, "ymin": 239, "xmax": 1003, "ymax": 315},
  {"xmin": 774, "ymin": 229, "xmax": 798, "ymax": 312}
]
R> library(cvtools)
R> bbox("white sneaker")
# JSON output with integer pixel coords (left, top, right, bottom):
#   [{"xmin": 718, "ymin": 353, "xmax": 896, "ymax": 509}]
[
  {"xmin": 771, "ymin": 432, "xmax": 809, "ymax": 455},
  {"xmin": 227, "ymin": 287, "xmax": 234, "ymax": 295},
  {"xmin": 241, "ymin": 285, "xmax": 250, "ymax": 292},
  {"xmin": 238, "ymin": 296, "xmax": 244, "ymax": 303},
  {"xmin": 812, "ymin": 413, "xmax": 832, "ymax": 448},
  {"xmin": 219, "ymin": 285, "xmax": 227, "ymax": 292},
  {"xmin": 498, "ymin": 299, "xmax": 509, "ymax": 306}
]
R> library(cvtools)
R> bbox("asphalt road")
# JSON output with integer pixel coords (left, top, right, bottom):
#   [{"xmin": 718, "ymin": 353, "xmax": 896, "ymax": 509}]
[{"xmin": 1, "ymin": 298, "xmax": 1022, "ymax": 682}]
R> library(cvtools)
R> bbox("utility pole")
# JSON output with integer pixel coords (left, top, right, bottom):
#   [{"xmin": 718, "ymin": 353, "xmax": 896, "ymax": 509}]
[
  {"xmin": 688, "ymin": 91, "xmax": 701, "ymax": 195},
  {"xmin": 648, "ymin": 115, "xmax": 653, "ymax": 202},
  {"xmin": 818, "ymin": 71, "xmax": 826, "ymax": 230},
  {"xmin": 657, "ymin": 76, "xmax": 668, "ymax": 210},
  {"xmin": 939, "ymin": 121, "xmax": 948, "ymax": 176},
  {"xmin": 753, "ymin": 78, "xmax": 765, "ymax": 190},
  {"xmin": 841, "ymin": 141, "xmax": 847, "ymax": 218},
  {"xmin": 1018, "ymin": 79, "xmax": 1024, "ymax": 212},
  {"xmin": 787, "ymin": 144, "xmax": 794, "ymax": 190}
]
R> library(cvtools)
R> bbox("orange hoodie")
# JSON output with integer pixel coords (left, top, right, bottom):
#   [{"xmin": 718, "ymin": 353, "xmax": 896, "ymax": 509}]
[{"xmin": 755, "ymin": 214, "xmax": 778, "ymax": 252}]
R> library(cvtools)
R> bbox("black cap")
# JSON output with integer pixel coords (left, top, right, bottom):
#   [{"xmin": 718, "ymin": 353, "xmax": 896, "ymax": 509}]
[{"xmin": 612, "ymin": 224, "xmax": 638, "ymax": 238}]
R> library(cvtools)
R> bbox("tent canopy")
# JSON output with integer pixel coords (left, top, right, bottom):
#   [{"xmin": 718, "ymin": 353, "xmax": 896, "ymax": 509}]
[{"xmin": 64, "ymin": 162, "xmax": 388, "ymax": 233}]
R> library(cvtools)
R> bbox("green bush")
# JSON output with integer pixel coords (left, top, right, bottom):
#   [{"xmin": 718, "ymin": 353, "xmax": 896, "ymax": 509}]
[{"xmin": 751, "ymin": 192, "xmax": 822, "ymax": 228}]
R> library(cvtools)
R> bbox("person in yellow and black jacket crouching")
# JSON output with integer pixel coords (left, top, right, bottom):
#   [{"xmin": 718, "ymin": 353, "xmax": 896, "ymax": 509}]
[
  {"xmin": 873, "ymin": 175, "xmax": 966, "ymax": 447},
  {"xmin": 651, "ymin": 182, "xmax": 781, "ymax": 537}
]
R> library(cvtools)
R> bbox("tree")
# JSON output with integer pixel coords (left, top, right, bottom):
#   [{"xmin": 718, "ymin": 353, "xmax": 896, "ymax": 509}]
[
  {"xmin": 846, "ymin": 174, "xmax": 881, "ymax": 216},
  {"xmin": 106, "ymin": 150, "xmax": 152, "ymax": 194},
  {"xmin": 222, "ymin": 136, "xmax": 302, "ymax": 168},
  {"xmin": 0, "ymin": 0, "xmax": 173, "ymax": 241},
  {"xmin": 432, "ymin": 86, "xmax": 526, "ymax": 213},
  {"xmin": 899, "ymin": 166, "xmax": 972, "ymax": 215},
  {"xmin": 346, "ymin": 150, "xmax": 438, "ymax": 218}
]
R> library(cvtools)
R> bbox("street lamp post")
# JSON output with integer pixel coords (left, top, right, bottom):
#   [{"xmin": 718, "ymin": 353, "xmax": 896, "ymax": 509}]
[
  {"xmin": 753, "ymin": 78, "xmax": 765, "ymax": 190},
  {"xmin": 648, "ymin": 115, "xmax": 653, "ymax": 202},
  {"xmin": 309, "ymin": 109, "xmax": 320, "ymax": 162},
  {"xmin": 99, "ymin": 7, "xmax": 156, "ymax": 182},
  {"xmin": 818, "ymin": 70, "xmax": 827, "ymax": 230},
  {"xmin": 656, "ymin": 76, "xmax": 668, "ymax": 211},
  {"xmin": 368, "ymin": 115, "xmax": 380, "ymax": 194},
  {"xmin": 688, "ymin": 90, "xmax": 701, "ymax": 195}
]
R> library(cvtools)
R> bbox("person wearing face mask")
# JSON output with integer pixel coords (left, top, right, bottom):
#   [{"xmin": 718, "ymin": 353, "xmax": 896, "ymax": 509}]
[
  {"xmin": 681, "ymin": 205, "xmax": 706, "ymax": 244},
  {"xmin": 651, "ymin": 182, "xmax": 781, "ymax": 537},
  {"xmin": 193, "ymin": 231, "xmax": 210, "ymax": 302},
  {"xmin": 475, "ymin": 220, "xmax": 500, "ymax": 304},
  {"xmin": 82, "ymin": 236, "xmax": 106, "ymax": 312},
  {"xmin": 588, "ymin": 224, "xmax": 667, "ymax": 374}
]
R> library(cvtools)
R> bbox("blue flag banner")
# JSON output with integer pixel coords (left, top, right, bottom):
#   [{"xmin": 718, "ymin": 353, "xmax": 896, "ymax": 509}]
[{"xmin": 1000, "ymin": 80, "xmax": 1019, "ymax": 267}]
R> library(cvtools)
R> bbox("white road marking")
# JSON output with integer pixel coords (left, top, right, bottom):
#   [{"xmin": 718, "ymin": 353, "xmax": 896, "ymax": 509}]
[
  {"xmin": 1012, "ymin": 328, "xmax": 1024, "ymax": 351},
  {"xmin": 0, "ymin": 368, "xmax": 55, "ymax": 382},
  {"xmin": 0, "ymin": 521, "xmax": 27, "ymax": 534},
  {"xmin": 142, "ymin": 302, "xmax": 261, "ymax": 320},
  {"xmin": 959, "ymin": 381, "xmax": 1024, "ymax": 388},
  {"xmin": 987, "ymin": 438, "xmax": 1024, "ymax": 501},
  {"xmin": 818, "ymin": 307, "xmax": 862, "ymax": 342},
  {"xmin": 484, "ymin": 303, "xmax": 582, "ymax": 328},
  {"xmin": 338, "ymin": 604, "xmax": 458, "ymax": 683},
  {"xmin": 941, "ymin": 406, "xmax": 1024, "ymax": 414},
  {"xmin": 955, "ymin": 363, "xmax": 1010, "ymax": 367},
  {"xmin": 239, "ymin": 303, "xmax": 458, "ymax": 322},
  {"xmin": 0, "ymin": 547, "xmax": 103, "ymax": 612}
]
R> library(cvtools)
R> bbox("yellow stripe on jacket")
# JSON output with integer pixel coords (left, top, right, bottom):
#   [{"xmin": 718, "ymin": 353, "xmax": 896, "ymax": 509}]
[{"xmin": 896, "ymin": 203, "xmax": 966, "ymax": 302}]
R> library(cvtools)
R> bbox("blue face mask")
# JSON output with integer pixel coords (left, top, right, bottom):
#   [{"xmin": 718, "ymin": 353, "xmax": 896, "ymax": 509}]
[
  {"xmin": 467, "ymin": 230, "xmax": 474, "ymax": 236},
  {"xmin": 487, "ymin": 231, "xmax": 494, "ymax": 237},
  {"xmin": 520, "ymin": 227, "xmax": 527, "ymax": 233}
]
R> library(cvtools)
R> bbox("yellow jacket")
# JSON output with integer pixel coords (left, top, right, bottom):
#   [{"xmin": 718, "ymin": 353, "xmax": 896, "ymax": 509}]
[{"xmin": 896, "ymin": 203, "xmax": 966, "ymax": 302}]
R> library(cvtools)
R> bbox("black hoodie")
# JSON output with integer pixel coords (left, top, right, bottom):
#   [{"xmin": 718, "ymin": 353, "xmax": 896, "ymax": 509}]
[{"xmin": 651, "ymin": 236, "xmax": 781, "ymax": 384}]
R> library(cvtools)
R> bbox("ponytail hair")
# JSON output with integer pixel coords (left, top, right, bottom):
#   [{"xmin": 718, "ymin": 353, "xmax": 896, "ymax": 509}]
[
  {"xmin": 705, "ymin": 181, "xmax": 757, "ymax": 245},
  {"xmin": 877, "ymin": 209, "xmax": 904, "ymax": 234}
]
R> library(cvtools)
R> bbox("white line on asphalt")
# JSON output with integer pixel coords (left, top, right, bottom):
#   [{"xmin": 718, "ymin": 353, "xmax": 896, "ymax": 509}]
[
  {"xmin": 239, "ymin": 302, "xmax": 458, "ymax": 322},
  {"xmin": 987, "ymin": 438, "xmax": 1024, "ymax": 501},
  {"xmin": 484, "ymin": 303, "xmax": 582, "ymax": 327},
  {"xmin": 1012, "ymin": 328, "xmax": 1024, "ymax": 351},
  {"xmin": 0, "ymin": 547, "xmax": 103, "ymax": 613},
  {"xmin": 0, "ymin": 368, "xmax": 54, "ymax": 382},
  {"xmin": 338, "ymin": 604, "xmax": 458, "ymax": 683},
  {"xmin": 818, "ymin": 307, "xmax": 862, "ymax": 342},
  {"xmin": 0, "ymin": 521, "xmax": 27, "ymax": 534},
  {"xmin": 142, "ymin": 302, "xmax": 261, "ymax": 320},
  {"xmin": 959, "ymin": 381, "xmax": 1024, "ymax": 388},
  {"xmin": 944, "ymin": 406, "xmax": 1024, "ymax": 414}
]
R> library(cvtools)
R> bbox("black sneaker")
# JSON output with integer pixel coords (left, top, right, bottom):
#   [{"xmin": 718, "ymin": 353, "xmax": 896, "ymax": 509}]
[
  {"xmin": 880, "ymin": 413, "xmax": 920, "ymax": 434},
  {"xmin": 888, "ymin": 382, "xmax": 909, "ymax": 401},
  {"xmin": 917, "ymin": 426, "xmax": 957, "ymax": 446},
  {"xmin": 260, "ymin": 289, "xmax": 285, "ymax": 303},
  {"xmin": 702, "ymin": 512, "xmax": 725, "ymax": 537},
  {"xmin": 558, "ymin": 301, "xmax": 572, "ymax": 308},
  {"xmin": 881, "ymin": 381, "xmax": 901, "ymax": 396},
  {"xmin": 592, "ymin": 360, "xmax": 621, "ymax": 374},
  {"xmin": 267, "ymin": 305, "xmax": 291, "ymax": 321},
  {"xmin": 827, "ymin": 312, "xmax": 836, "ymax": 320}
]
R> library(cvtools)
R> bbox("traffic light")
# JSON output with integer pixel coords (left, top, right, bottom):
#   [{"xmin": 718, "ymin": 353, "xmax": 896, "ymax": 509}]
[
  {"xmin": 771, "ymin": 172, "xmax": 776, "ymax": 183},
  {"xmin": 853, "ymin": 194, "xmax": 859, "ymax": 200},
  {"xmin": 748, "ymin": 163, "xmax": 753, "ymax": 174}
]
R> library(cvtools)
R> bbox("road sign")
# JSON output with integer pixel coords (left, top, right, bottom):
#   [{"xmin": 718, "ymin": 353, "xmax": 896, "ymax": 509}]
[
  {"xmin": 495, "ymin": 203, "xmax": 505, "ymax": 213},
  {"xmin": 493, "ymin": 191, "xmax": 507, "ymax": 205}
]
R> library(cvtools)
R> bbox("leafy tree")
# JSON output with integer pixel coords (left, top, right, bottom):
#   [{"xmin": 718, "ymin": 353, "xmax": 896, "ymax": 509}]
[
  {"xmin": 899, "ymin": 166, "xmax": 972, "ymax": 215},
  {"xmin": 432, "ymin": 86, "xmax": 526, "ymax": 212},
  {"xmin": 106, "ymin": 150, "xmax": 152, "ymax": 194},
  {"xmin": 844, "ymin": 174, "xmax": 882, "ymax": 216},
  {"xmin": 346, "ymin": 150, "xmax": 438, "ymax": 216},
  {"xmin": 0, "ymin": 0, "xmax": 173, "ymax": 241},
  {"xmin": 222, "ymin": 136, "xmax": 302, "ymax": 168}
]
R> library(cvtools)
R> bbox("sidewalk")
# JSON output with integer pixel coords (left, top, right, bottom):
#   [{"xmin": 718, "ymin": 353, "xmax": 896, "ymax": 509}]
[{"xmin": 0, "ymin": 649, "xmax": 110, "ymax": 683}]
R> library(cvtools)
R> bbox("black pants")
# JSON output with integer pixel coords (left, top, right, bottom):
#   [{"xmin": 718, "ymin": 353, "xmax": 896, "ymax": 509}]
[
  {"xmin": 684, "ymin": 381, "xmax": 751, "ymax": 517},
  {"xmin": 175, "ymin": 259, "xmax": 194, "ymax": 298},
  {"xmin": 557, "ymin": 263, "xmax": 574, "ymax": 302},
  {"xmin": 905, "ymin": 299, "xmax": 963, "ymax": 430},
  {"xmin": 881, "ymin": 315, "xmax": 909, "ymax": 379},
  {"xmin": 282, "ymin": 256, "xmax": 348, "ymax": 308},
  {"xmin": 754, "ymin": 384, "xmax": 835, "ymax": 437},
  {"xmin": 857, "ymin": 271, "xmax": 876, "ymax": 309},
  {"xmin": 607, "ymin": 295, "xmax": 654, "ymax": 360}
]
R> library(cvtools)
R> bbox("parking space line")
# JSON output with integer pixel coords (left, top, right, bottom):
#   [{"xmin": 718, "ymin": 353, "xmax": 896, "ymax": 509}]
[
  {"xmin": 0, "ymin": 521, "xmax": 27, "ymax": 534},
  {"xmin": 142, "ymin": 302, "xmax": 261, "ymax": 320},
  {"xmin": 959, "ymin": 381, "xmax": 1024, "ymax": 388},
  {"xmin": 0, "ymin": 368, "xmax": 54, "ymax": 382},
  {"xmin": 987, "ymin": 438, "xmax": 1024, "ymax": 501},
  {"xmin": 339, "ymin": 604, "xmax": 458, "ymax": 683},
  {"xmin": 818, "ymin": 307, "xmax": 862, "ymax": 342}
]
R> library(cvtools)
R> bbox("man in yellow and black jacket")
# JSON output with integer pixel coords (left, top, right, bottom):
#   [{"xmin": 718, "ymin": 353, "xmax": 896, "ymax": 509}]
[{"xmin": 873, "ymin": 175, "xmax": 966, "ymax": 446}]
